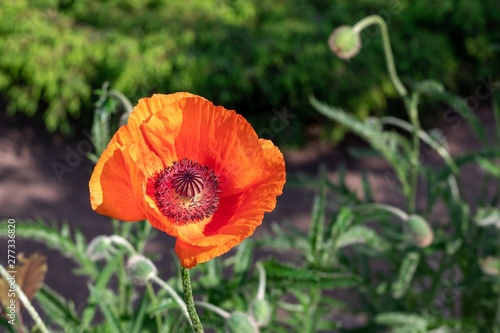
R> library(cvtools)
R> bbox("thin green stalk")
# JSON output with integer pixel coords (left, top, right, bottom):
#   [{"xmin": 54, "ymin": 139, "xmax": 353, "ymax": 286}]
[
  {"xmin": 180, "ymin": 267, "xmax": 203, "ymax": 332},
  {"xmin": 137, "ymin": 221, "xmax": 152, "ymax": 254},
  {"xmin": 353, "ymin": 15, "xmax": 408, "ymax": 98},
  {"xmin": 109, "ymin": 89, "xmax": 133, "ymax": 126},
  {"xmin": 118, "ymin": 257, "xmax": 127, "ymax": 316},
  {"xmin": 146, "ymin": 283, "xmax": 164, "ymax": 333},
  {"xmin": 0, "ymin": 264, "xmax": 49, "ymax": 333},
  {"xmin": 256, "ymin": 262, "xmax": 266, "ymax": 301},
  {"xmin": 109, "ymin": 235, "xmax": 137, "ymax": 254},
  {"xmin": 352, "ymin": 15, "xmax": 423, "ymax": 212},
  {"xmin": 195, "ymin": 301, "xmax": 230, "ymax": 318},
  {"xmin": 407, "ymin": 93, "xmax": 421, "ymax": 213},
  {"xmin": 379, "ymin": 116, "xmax": 458, "ymax": 173},
  {"xmin": 355, "ymin": 203, "xmax": 409, "ymax": 221},
  {"xmin": 151, "ymin": 274, "xmax": 193, "ymax": 328},
  {"xmin": 303, "ymin": 288, "xmax": 320, "ymax": 333}
]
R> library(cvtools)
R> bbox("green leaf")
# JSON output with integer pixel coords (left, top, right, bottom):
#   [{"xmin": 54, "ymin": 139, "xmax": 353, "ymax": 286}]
[
  {"xmin": 79, "ymin": 256, "xmax": 121, "ymax": 332},
  {"xmin": 322, "ymin": 207, "xmax": 355, "ymax": 259},
  {"xmin": 335, "ymin": 225, "xmax": 389, "ymax": 252},
  {"xmin": 262, "ymin": 260, "xmax": 360, "ymax": 288},
  {"xmin": 361, "ymin": 170, "xmax": 373, "ymax": 202},
  {"xmin": 0, "ymin": 219, "xmax": 96, "ymax": 276},
  {"xmin": 91, "ymin": 285, "xmax": 124, "ymax": 333},
  {"xmin": 413, "ymin": 79, "xmax": 445, "ymax": 95},
  {"xmin": 380, "ymin": 116, "xmax": 459, "ymax": 174},
  {"xmin": 375, "ymin": 312, "xmax": 428, "ymax": 332},
  {"xmin": 391, "ymin": 252, "xmax": 420, "ymax": 299},
  {"xmin": 428, "ymin": 90, "xmax": 487, "ymax": 144},
  {"xmin": 35, "ymin": 285, "xmax": 80, "ymax": 330},
  {"xmin": 476, "ymin": 157, "xmax": 500, "ymax": 177},
  {"xmin": 310, "ymin": 96, "xmax": 412, "ymax": 197},
  {"xmin": 474, "ymin": 207, "xmax": 500, "ymax": 228},
  {"xmin": 309, "ymin": 166, "xmax": 327, "ymax": 260}
]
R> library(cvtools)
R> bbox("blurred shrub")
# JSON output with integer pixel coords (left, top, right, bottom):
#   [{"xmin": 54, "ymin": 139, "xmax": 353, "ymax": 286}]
[{"xmin": 0, "ymin": 0, "xmax": 499, "ymax": 144}]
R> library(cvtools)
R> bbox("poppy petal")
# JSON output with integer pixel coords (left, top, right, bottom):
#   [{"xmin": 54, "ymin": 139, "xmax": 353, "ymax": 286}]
[
  {"xmin": 128, "ymin": 92, "xmax": 199, "ymax": 129},
  {"xmin": 175, "ymin": 238, "xmax": 243, "ymax": 268},
  {"xmin": 89, "ymin": 142, "xmax": 145, "ymax": 221},
  {"xmin": 174, "ymin": 139, "xmax": 285, "ymax": 247},
  {"xmin": 174, "ymin": 97, "xmax": 266, "ymax": 196},
  {"xmin": 139, "ymin": 104, "xmax": 184, "ymax": 168}
]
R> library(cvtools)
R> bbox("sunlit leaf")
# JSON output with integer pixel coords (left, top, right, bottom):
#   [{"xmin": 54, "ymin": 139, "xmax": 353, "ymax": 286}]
[
  {"xmin": 474, "ymin": 207, "xmax": 500, "ymax": 229},
  {"xmin": 391, "ymin": 252, "xmax": 420, "ymax": 299}
]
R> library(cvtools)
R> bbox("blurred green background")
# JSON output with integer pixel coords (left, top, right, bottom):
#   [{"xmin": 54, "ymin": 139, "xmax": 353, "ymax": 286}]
[{"xmin": 1, "ymin": 0, "xmax": 499, "ymax": 146}]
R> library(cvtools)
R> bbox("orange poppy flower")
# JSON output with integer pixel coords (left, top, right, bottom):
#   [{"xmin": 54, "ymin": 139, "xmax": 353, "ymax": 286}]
[{"xmin": 89, "ymin": 93, "xmax": 286, "ymax": 268}]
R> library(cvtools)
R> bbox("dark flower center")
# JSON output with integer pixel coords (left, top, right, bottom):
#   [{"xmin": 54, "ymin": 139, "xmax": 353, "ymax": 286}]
[{"xmin": 150, "ymin": 158, "xmax": 220, "ymax": 224}]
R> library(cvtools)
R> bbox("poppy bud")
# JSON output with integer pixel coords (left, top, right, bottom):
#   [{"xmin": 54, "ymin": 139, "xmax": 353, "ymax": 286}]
[
  {"xmin": 328, "ymin": 26, "xmax": 361, "ymax": 60},
  {"xmin": 126, "ymin": 255, "xmax": 158, "ymax": 285},
  {"xmin": 250, "ymin": 299, "xmax": 272, "ymax": 327},
  {"xmin": 479, "ymin": 257, "xmax": 500, "ymax": 276},
  {"xmin": 225, "ymin": 311, "xmax": 259, "ymax": 333},
  {"xmin": 87, "ymin": 235, "xmax": 113, "ymax": 261},
  {"xmin": 405, "ymin": 215, "xmax": 434, "ymax": 248}
]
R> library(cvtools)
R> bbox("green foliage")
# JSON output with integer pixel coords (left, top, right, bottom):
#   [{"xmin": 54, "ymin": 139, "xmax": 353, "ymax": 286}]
[
  {"xmin": 1, "ymin": 0, "xmax": 499, "ymax": 145},
  {"xmin": 375, "ymin": 312, "xmax": 428, "ymax": 333},
  {"xmin": 391, "ymin": 252, "xmax": 420, "ymax": 299},
  {"xmin": 0, "ymin": 219, "xmax": 97, "ymax": 276},
  {"xmin": 35, "ymin": 285, "xmax": 80, "ymax": 330},
  {"xmin": 1, "ymin": 8, "xmax": 500, "ymax": 333}
]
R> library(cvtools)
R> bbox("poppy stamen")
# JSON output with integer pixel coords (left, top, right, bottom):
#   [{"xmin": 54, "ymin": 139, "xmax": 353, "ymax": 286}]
[{"xmin": 149, "ymin": 158, "xmax": 220, "ymax": 225}]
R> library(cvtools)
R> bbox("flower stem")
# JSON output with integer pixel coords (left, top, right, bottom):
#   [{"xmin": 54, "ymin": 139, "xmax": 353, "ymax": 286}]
[
  {"xmin": 180, "ymin": 266, "xmax": 204, "ymax": 332},
  {"xmin": 256, "ymin": 262, "xmax": 266, "ymax": 301},
  {"xmin": 150, "ymin": 275, "xmax": 192, "ymax": 327},
  {"xmin": 355, "ymin": 203, "xmax": 409, "ymax": 221},
  {"xmin": 146, "ymin": 283, "xmax": 163, "ymax": 333},
  {"xmin": 0, "ymin": 264, "xmax": 49, "ymax": 333},
  {"xmin": 195, "ymin": 301, "xmax": 230, "ymax": 319},
  {"xmin": 407, "ymin": 93, "xmax": 421, "ymax": 213},
  {"xmin": 353, "ymin": 15, "xmax": 407, "ymax": 99}
]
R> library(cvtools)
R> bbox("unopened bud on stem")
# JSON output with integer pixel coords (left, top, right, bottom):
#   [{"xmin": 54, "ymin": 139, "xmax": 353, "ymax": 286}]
[
  {"xmin": 126, "ymin": 255, "xmax": 158, "ymax": 285},
  {"xmin": 87, "ymin": 236, "xmax": 113, "ymax": 261},
  {"xmin": 328, "ymin": 26, "xmax": 361, "ymax": 60},
  {"xmin": 405, "ymin": 215, "xmax": 434, "ymax": 248}
]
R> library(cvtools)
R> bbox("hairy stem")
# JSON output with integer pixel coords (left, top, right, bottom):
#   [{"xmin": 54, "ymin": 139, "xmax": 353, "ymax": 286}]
[
  {"xmin": 180, "ymin": 267, "xmax": 203, "ymax": 332},
  {"xmin": 407, "ymin": 93, "xmax": 421, "ymax": 213},
  {"xmin": 353, "ymin": 15, "xmax": 407, "ymax": 98}
]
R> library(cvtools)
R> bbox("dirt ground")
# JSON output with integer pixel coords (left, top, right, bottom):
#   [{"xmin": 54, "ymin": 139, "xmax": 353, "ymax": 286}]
[{"xmin": 0, "ymin": 100, "xmax": 497, "ymax": 317}]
